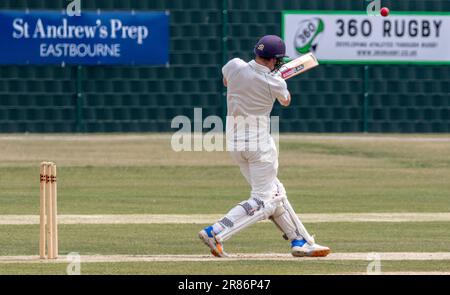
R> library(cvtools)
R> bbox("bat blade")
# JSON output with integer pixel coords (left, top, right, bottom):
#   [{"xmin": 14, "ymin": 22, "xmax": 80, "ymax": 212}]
[{"xmin": 277, "ymin": 53, "xmax": 319, "ymax": 80}]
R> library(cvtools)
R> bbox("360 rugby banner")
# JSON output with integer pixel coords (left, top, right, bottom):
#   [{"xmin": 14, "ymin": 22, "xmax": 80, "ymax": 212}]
[
  {"xmin": 282, "ymin": 11, "xmax": 450, "ymax": 64},
  {"xmin": 0, "ymin": 10, "xmax": 169, "ymax": 65}
]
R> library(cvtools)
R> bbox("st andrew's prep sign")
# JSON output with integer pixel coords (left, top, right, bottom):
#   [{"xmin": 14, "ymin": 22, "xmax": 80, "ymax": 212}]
[
  {"xmin": 0, "ymin": 10, "xmax": 169, "ymax": 65},
  {"xmin": 283, "ymin": 11, "xmax": 450, "ymax": 64}
]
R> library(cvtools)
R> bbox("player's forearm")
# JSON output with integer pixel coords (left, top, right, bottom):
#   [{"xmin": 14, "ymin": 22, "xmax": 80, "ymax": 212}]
[{"xmin": 278, "ymin": 93, "xmax": 291, "ymax": 107}]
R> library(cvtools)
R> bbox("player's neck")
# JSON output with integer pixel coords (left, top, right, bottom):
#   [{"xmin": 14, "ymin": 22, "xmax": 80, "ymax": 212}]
[{"xmin": 255, "ymin": 57, "xmax": 274, "ymax": 71}]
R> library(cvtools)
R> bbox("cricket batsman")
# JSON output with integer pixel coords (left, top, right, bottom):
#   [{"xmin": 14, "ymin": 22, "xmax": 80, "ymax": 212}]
[{"xmin": 199, "ymin": 35, "xmax": 330, "ymax": 258}]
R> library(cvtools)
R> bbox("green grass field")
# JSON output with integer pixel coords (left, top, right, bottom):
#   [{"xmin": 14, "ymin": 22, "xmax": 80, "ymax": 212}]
[{"xmin": 0, "ymin": 134, "xmax": 449, "ymax": 274}]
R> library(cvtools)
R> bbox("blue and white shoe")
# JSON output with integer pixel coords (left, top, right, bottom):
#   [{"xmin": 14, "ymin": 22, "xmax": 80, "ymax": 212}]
[
  {"xmin": 291, "ymin": 239, "xmax": 330, "ymax": 257},
  {"xmin": 198, "ymin": 226, "xmax": 228, "ymax": 257}
]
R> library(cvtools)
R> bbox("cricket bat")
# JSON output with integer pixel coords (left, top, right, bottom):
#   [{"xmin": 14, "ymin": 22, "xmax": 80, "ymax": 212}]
[{"xmin": 275, "ymin": 53, "xmax": 319, "ymax": 80}]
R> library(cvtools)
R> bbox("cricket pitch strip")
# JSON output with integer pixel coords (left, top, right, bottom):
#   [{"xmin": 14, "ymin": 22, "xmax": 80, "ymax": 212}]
[{"xmin": 1, "ymin": 252, "xmax": 450, "ymax": 264}]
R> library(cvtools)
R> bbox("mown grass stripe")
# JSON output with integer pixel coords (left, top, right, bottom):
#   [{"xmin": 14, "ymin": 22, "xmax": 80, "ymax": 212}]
[{"xmin": 1, "ymin": 213, "xmax": 450, "ymax": 225}]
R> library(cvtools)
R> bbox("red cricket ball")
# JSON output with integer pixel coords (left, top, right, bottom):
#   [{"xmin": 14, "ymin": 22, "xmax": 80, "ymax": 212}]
[{"xmin": 381, "ymin": 7, "xmax": 390, "ymax": 17}]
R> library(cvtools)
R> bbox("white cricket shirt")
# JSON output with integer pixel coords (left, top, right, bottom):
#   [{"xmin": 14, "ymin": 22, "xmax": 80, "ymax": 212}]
[{"xmin": 222, "ymin": 58, "xmax": 289, "ymax": 148}]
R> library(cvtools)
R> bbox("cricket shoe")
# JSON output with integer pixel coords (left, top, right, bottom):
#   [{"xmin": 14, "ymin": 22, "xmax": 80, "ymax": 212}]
[
  {"xmin": 291, "ymin": 239, "xmax": 331, "ymax": 257},
  {"xmin": 198, "ymin": 226, "xmax": 228, "ymax": 258}
]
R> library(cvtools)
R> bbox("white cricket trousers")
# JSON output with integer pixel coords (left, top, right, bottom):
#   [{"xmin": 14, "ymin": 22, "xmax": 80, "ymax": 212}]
[
  {"xmin": 229, "ymin": 137, "xmax": 279, "ymax": 201},
  {"xmin": 214, "ymin": 137, "xmax": 286, "ymax": 235}
]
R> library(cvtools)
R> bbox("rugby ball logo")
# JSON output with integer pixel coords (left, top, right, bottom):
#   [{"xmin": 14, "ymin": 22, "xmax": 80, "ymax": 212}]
[{"xmin": 294, "ymin": 18, "xmax": 325, "ymax": 54}]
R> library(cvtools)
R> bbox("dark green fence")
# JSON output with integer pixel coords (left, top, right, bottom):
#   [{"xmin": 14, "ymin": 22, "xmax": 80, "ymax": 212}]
[{"xmin": 0, "ymin": 0, "xmax": 449, "ymax": 132}]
